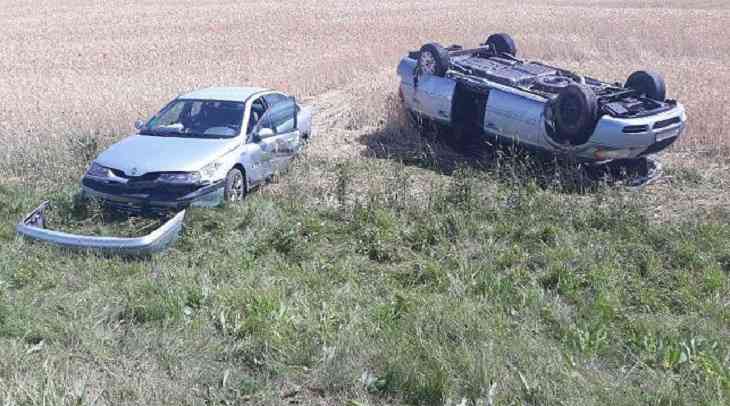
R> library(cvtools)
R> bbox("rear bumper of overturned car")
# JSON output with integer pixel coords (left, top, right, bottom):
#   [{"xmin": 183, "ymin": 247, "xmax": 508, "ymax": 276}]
[
  {"xmin": 583, "ymin": 103, "xmax": 687, "ymax": 161},
  {"xmin": 16, "ymin": 201, "xmax": 185, "ymax": 256}
]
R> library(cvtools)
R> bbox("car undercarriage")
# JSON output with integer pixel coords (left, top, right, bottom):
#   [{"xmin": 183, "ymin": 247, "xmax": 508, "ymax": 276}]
[
  {"xmin": 444, "ymin": 54, "xmax": 677, "ymax": 120},
  {"xmin": 399, "ymin": 33, "xmax": 686, "ymax": 159}
]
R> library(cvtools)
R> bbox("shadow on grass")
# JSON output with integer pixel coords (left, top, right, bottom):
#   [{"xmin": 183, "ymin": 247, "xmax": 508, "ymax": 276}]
[{"xmin": 357, "ymin": 108, "xmax": 655, "ymax": 194}]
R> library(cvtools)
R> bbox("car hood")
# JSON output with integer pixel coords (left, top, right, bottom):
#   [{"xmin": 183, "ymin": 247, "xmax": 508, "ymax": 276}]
[{"xmin": 95, "ymin": 135, "xmax": 240, "ymax": 176}]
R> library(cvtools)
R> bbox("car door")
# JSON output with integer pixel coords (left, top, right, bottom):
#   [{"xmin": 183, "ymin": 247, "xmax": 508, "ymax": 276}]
[
  {"xmin": 260, "ymin": 95, "xmax": 301, "ymax": 172},
  {"xmin": 412, "ymin": 74, "xmax": 457, "ymax": 123},
  {"xmin": 244, "ymin": 96, "xmax": 274, "ymax": 184},
  {"xmin": 397, "ymin": 56, "xmax": 456, "ymax": 124},
  {"xmin": 483, "ymin": 89, "xmax": 547, "ymax": 148}
]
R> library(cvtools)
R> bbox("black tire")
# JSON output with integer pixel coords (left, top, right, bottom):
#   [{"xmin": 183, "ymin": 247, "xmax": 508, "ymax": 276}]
[
  {"xmin": 223, "ymin": 168, "xmax": 246, "ymax": 203},
  {"xmin": 486, "ymin": 33, "xmax": 517, "ymax": 56},
  {"xmin": 417, "ymin": 43, "xmax": 450, "ymax": 77},
  {"xmin": 554, "ymin": 84, "xmax": 598, "ymax": 145},
  {"xmin": 625, "ymin": 70, "xmax": 666, "ymax": 102}
]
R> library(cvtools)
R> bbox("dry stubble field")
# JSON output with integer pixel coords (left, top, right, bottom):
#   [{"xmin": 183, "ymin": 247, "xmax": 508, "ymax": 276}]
[
  {"xmin": 1, "ymin": 1, "xmax": 730, "ymax": 405},
  {"xmin": 1, "ymin": 0, "xmax": 729, "ymax": 212}
]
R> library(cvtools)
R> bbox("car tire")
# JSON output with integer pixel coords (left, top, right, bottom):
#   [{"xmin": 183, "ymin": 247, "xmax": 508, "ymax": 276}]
[
  {"xmin": 485, "ymin": 33, "xmax": 517, "ymax": 56},
  {"xmin": 223, "ymin": 168, "xmax": 246, "ymax": 203},
  {"xmin": 625, "ymin": 70, "xmax": 666, "ymax": 102},
  {"xmin": 554, "ymin": 84, "xmax": 598, "ymax": 145},
  {"xmin": 417, "ymin": 43, "xmax": 450, "ymax": 77}
]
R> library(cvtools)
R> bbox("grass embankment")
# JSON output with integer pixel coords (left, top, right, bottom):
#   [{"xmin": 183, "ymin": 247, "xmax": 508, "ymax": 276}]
[{"xmin": 0, "ymin": 157, "xmax": 728, "ymax": 405}]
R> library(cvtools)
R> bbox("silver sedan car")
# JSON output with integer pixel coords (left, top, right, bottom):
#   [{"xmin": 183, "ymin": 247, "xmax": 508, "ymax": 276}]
[
  {"xmin": 399, "ymin": 34, "xmax": 686, "ymax": 162},
  {"xmin": 17, "ymin": 87, "xmax": 313, "ymax": 254}
]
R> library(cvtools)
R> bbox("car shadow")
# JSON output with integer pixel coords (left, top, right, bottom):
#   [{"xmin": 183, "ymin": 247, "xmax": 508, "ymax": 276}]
[{"xmin": 357, "ymin": 113, "xmax": 656, "ymax": 193}]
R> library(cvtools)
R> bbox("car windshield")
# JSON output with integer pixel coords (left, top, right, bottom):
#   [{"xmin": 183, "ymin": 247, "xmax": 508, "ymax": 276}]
[{"xmin": 141, "ymin": 99, "xmax": 244, "ymax": 138}]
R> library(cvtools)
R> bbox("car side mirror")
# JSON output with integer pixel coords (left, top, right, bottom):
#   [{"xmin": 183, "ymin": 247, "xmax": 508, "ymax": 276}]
[
  {"xmin": 257, "ymin": 127, "xmax": 274, "ymax": 139},
  {"xmin": 134, "ymin": 119, "xmax": 145, "ymax": 130}
]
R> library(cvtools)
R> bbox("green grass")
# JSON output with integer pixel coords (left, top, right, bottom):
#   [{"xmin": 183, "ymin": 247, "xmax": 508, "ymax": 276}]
[{"xmin": 0, "ymin": 158, "xmax": 728, "ymax": 405}]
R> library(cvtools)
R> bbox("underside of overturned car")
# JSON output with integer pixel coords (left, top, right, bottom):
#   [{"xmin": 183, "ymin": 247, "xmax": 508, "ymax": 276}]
[{"xmin": 398, "ymin": 33, "xmax": 686, "ymax": 163}]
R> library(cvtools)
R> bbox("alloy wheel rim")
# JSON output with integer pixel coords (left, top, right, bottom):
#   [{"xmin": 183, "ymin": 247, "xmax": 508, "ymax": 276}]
[
  {"xmin": 230, "ymin": 173, "xmax": 244, "ymax": 201},
  {"xmin": 419, "ymin": 51, "xmax": 436, "ymax": 74}
]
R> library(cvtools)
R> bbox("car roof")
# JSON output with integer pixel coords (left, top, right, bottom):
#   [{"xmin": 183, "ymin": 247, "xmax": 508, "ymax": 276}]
[{"xmin": 178, "ymin": 86, "xmax": 271, "ymax": 102}]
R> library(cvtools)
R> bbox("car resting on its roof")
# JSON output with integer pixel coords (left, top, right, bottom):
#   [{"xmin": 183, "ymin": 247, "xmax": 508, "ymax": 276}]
[
  {"xmin": 398, "ymin": 33, "xmax": 686, "ymax": 163},
  {"xmin": 16, "ymin": 87, "xmax": 314, "ymax": 255}
]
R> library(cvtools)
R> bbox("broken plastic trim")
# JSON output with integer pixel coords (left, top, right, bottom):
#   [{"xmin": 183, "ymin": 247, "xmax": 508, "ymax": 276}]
[{"xmin": 16, "ymin": 201, "xmax": 185, "ymax": 256}]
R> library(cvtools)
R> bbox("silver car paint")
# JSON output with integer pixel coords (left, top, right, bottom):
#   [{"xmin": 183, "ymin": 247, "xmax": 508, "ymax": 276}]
[
  {"xmin": 484, "ymin": 89, "xmax": 547, "ymax": 148},
  {"xmin": 18, "ymin": 88, "xmax": 313, "ymax": 255},
  {"xmin": 96, "ymin": 135, "xmax": 241, "ymax": 176},
  {"xmin": 16, "ymin": 202, "xmax": 185, "ymax": 256},
  {"xmin": 397, "ymin": 56, "xmax": 687, "ymax": 161},
  {"xmin": 398, "ymin": 58, "xmax": 456, "ymax": 123},
  {"xmin": 93, "ymin": 90, "xmax": 312, "ymax": 190}
]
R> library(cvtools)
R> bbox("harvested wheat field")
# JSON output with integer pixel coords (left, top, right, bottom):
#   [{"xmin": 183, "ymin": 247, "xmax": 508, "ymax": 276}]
[{"xmin": 1, "ymin": 1, "xmax": 729, "ymax": 405}]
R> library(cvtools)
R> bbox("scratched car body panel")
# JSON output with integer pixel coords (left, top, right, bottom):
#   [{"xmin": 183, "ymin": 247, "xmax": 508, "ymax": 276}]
[
  {"xmin": 398, "ymin": 34, "xmax": 687, "ymax": 162},
  {"xmin": 17, "ymin": 87, "xmax": 313, "ymax": 254}
]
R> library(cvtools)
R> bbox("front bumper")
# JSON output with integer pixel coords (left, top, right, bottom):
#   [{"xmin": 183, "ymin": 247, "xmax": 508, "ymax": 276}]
[
  {"xmin": 81, "ymin": 178, "xmax": 225, "ymax": 211},
  {"xmin": 16, "ymin": 201, "xmax": 185, "ymax": 256}
]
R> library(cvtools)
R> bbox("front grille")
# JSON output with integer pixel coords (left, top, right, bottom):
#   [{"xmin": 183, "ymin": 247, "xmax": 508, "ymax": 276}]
[
  {"xmin": 653, "ymin": 117, "xmax": 681, "ymax": 129},
  {"xmin": 109, "ymin": 168, "xmax": 160, "ymax": 182},
  {"xmin": 83, "ymin": 177, "xmax": 199, "ymax": 198}
]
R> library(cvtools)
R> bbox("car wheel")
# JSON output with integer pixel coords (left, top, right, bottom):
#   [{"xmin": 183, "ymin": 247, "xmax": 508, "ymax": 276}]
[
  {"xmin": 223, "ymin": 168, "xmax": 246, "ymax": 203},
  {"xmin": 625, "ymin": 70, "xmax": 666, "ymax": 102},
  {"xmin": 554, "ymin": 84, "xmax": 598, "ymax": 145},
  {"xmin": 417, "ymin": 43, "xmax": 450, "ymax": 77},
  {"xmin": 485, "ymin": 33, "xmax": 517, "ymax": 56}
]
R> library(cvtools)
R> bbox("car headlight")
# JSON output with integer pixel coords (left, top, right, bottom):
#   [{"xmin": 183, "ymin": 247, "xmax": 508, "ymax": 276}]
[
  {"xmin": 199, "ymin": 161, "xmax": 222, "ymax": 183},
  {"xmin": 86, "ymin": 162, "xmax": 111, "ymax": 178},
  {"xmin": 155, "ymin": 162, "xmax": 222, "ymax": 185},
  {"xmin": 157, "ymin": 172, "xmax": 202, "ymax": 184}
]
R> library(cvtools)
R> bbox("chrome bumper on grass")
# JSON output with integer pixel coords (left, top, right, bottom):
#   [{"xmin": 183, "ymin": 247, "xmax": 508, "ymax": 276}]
[{"xmin": 16, "ymin": 201, "xmax": 185, "ymax": 256}]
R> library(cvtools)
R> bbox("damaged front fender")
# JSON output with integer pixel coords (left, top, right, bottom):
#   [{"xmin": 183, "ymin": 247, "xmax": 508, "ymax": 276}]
[{"xmin": 16, "ymin": 201, "xmax": 185, "ymax": 256}]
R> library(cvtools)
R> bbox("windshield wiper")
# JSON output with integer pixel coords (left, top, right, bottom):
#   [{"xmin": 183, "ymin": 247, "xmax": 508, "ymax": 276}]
[{"xmin": 142, "ymin": 127, "xmax": 185, "ymax": 137}]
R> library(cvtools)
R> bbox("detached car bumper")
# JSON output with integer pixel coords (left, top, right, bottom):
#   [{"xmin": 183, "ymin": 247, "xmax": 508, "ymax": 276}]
[{"xmin": 16, "ymin": 201, "xmax": 185, "ymax": 256}]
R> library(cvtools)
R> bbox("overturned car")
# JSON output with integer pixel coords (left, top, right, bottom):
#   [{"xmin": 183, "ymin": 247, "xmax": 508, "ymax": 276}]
[
  {"xmin": 17, "ymin": 87, "xmax": 313, "ymax": 255},
  {"xmin": 398, "ymin": 34, "xmax": 686, "ymax": 162}
]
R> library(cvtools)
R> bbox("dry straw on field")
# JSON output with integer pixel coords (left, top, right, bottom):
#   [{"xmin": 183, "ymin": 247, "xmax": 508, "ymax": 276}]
[{"xmin": 1, "ymin": 0, "xmax": 729, "ymax": 186}]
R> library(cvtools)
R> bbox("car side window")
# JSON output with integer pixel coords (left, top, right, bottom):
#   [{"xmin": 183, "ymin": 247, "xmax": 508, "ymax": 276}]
[
  {"xmin": 248, "ymin": 98, "xmax": 267, "ymax": 135},
  {"xmin": 267, "ymin": 97, "xmax": 297, "ymax": 134},
  {"xmin": 263, "ymin": 93, "xmax": 287, "ymax": 106}
]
